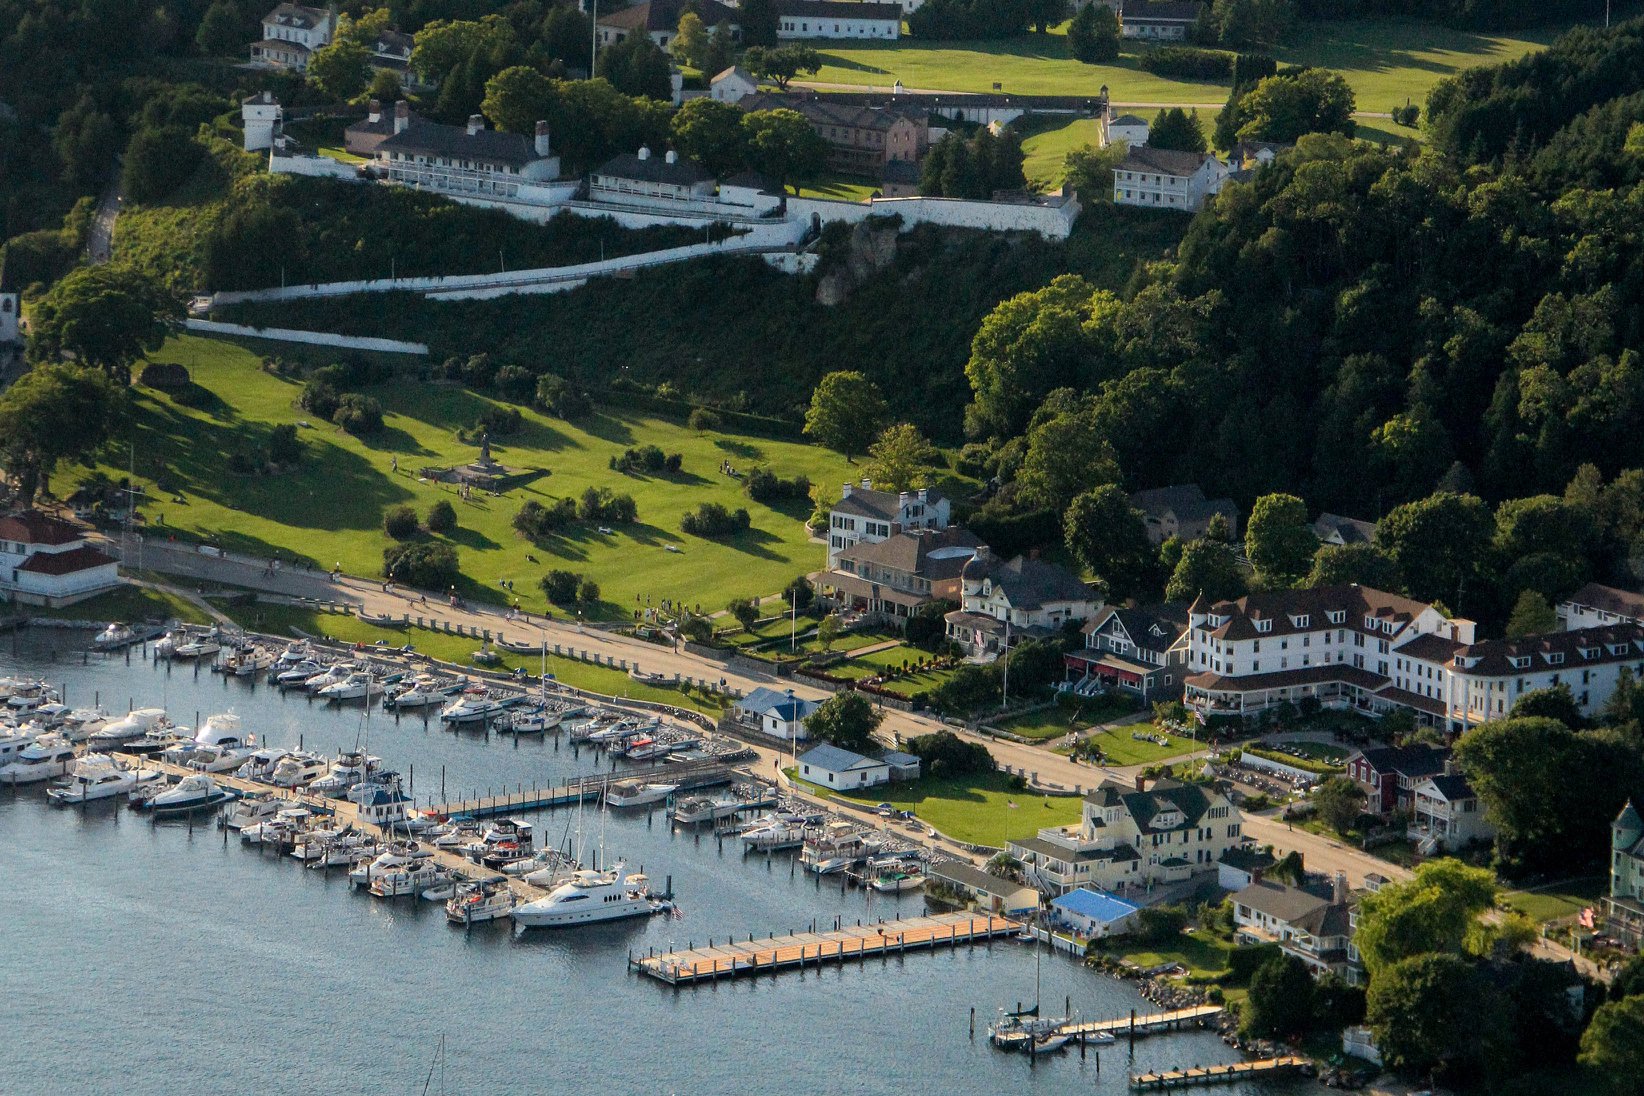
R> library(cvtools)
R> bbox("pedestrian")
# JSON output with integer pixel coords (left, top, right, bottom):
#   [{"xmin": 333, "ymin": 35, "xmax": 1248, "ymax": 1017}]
[{"xmin": 390, "ymin": 455, "xmax": 397, "ymax": 473}]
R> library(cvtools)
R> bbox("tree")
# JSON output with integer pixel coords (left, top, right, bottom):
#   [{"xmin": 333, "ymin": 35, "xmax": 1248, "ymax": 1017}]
[
  {"xmin": 381, "ymin": 541, "xmax": 459, "ymax": 589},
  {"xmin": 743, "ymin": 44, "xmax": 820, "ymax": 91},
  {"xmin": 728, "ymin": 597, "xmax": 760, "ymax": 632},
  {"xmin": 1367, "ymin": 954, "xmax": 1504, "ymax": 1080},
  {"xmin": 816, "ymin": 613, "xmax": 842, "ymax": 651},
  {"xmin": 669, "ymin": 97, "xmax": 748, "ymax": 176},
  {"xmin": 596, "ymin": 34, "xmax": 672, "ymax": 101},
  {"xmin": 804, "ymin": 691, "xmax": 883, "ymax": 752},
  {"xmin": 482, "ymin": 65, "xmax": 554, "ymax": 134},
  {"xmin": 742, "ymin": 108, "xmax": 827, "ymax": 193},
  {"xmin": 1066, "ymin": 3, "xmax": 1119, "ymax": 63},
  {"xmin": 307, "ymin": 39, "xmax": 371, "ymax": 102},
  {"xmin": 384, "ymin": 505, "xmax": 419, "ymax": 539},
  {"xmin": 195, "ymin": 0, "xmax": 247, "ymax": 55},
  {"xmin": 0, "ymin": 363, "xmax": 121, "ymax": 506},
  {"xmin": 805, "ymin": 371, "xmax": 887, "ymax": 459},
  {"xmin": 1377, "ymin": 493, "xmax": 1493, "ymax": 610},
  {"xmin": 738, "ymin": 0, "xmax": 781, "ymax": 46},
  {"xmin": 1065, "ymin": 485, "xmax": 1153, "ymax": 599},
  {"xmin": 965, "ymin": 276, "xmax": 1117, "ymax": 438},
  {"xmin": 426, "ymin": 499, "xmax": 457, "ymax": 534},
  {"xmin": 1241, "ymin": 954, "xmax": 1316, "ymax": 1038},
  {"xmin": 27, "ymin": 266, "xmax": 181, "ymax": 384},
  {"xmin": 122, "ymin": 126, "xmax": 204, "ymax": 203},
  {"xmin": 1148, "ymin": 107, "xmax": 1207, "ymax": 153},
  {"xmin": 670, "ymin": 11, "xmax": 709, "ymax": 68},
  {"xmin": 1305, "ymin": 543, "xmax": 1403, "ymax": 590},
  {"xmin": 864, "ymin": 423, "xmax": 936, "ymax": 492},
  {"xmin": 1235, "ymin": 69, "xmax": 1356, "ymax": 143},
  {"xmin": 1580, "ymin": 995, "xmax": 1644, "ymax": 1095},
  {"xmin": 1244, "ymin": 493, "xmax": 1315, "ymax": 586},
  {"xmin": 1312, "ymin": 775, "xmax": 1366, "ymax": 833},
  {"xmin": 1165, "ymin": 539, "xmax": 1245, "ymax": 603},
  {"xmin": 578, "ymin": 578, "xmax": 601, "ymax": 604},
  {"xmin": 1016, "ymin": 405, "xmax": 1121, "ymax": 511},
  {"xmin": 540, "ymin": 569, "xmax": 580, "ymax": 604},
  {"xmin": 367, "ymin": 67, "xmax": 403, "ymax": 103},
  {"xmin": 1353, "ymin": 859, "xmax": 1498, "ymax": 975},
  {"xmin": 1062, "ymin": 142, "xmax": 1126, "ymax": 201},
  {"xmin": 1505, "ymin": 589, "xmax": 1558, "ymax": 637}
]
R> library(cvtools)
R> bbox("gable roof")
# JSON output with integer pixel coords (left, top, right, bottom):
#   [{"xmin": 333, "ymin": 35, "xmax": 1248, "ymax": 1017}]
[
  {"xmin": 16, "ymin": 544, "xmax": 116, "ymax": 575},
  {"xmin": 1564, "ymin": 581, "xmax": 1644, "ymax": 621},
  {"xmin": 1085, "ymin": 603, "xmax": 1188, "ymax": 651},
  {"xmin": 1085, "ymin": 777, "xmax": 1221, "ymax": 834},
  {"xmin": 832, "ymin": 484, "xmax": 946, "ymax": 521},
  {"xmin": 1110, "ymin": 113, "xmax": 1148, "ymax": 127},
  {"xmin": 1129, "ymin": 483, "xmax": 1236, "ymax": 524},
  {"xmin": 598, "ymin": 0, "xmax": 740, "ymax": 32},
  {"xmin": 1313, "ymin": 512, "xmax": 1378, "ymax": 545},
  {"xmin": 798, "ymin": 743, "xmax": 885, "ymax": 772},
  {"xmin": 1194, "ymin": 584, "xmax": 1447, "ymax": 644},
  {"xmin": 737, "ymin": 686, "xmax": 819, "ymax": 721},
  {"xmin": 1453, "ymin": 623, "xmax": 1644, "ymax": 677},
  {"xmin": 1418, "ymin": 772, "xmax": 1476, "ymax": 802},
  {"xmin": 713, "ymin": 65, "xmax": 757, "ymax": 85},
  {"xmin": 263, "ymin": 2, "xmax": 329, "ymax": 29},
  {"xmin": 0, "ymin": 511, "xmax": 85, "ymax": 547},
  {"xmin": 929, "ymin": 858, "xmax": 1033, "ymax": 899},
  {"xmin": 376, "ymin": 120, "xmax": 537, "ymax": 168},
  {"xmin": 594, "ymin": 150, "xmax": 713, "ymax": 187},
  {"xmin": 776, "ymin": 0, "xmax": 904, "ymax": 19},
  {"xmin": 1234, "ymin": 879, "xmax": 1334, "ymax": 927},
  {"xmin": 1352, "ymin": 743, "xmax": 1449, "ymax": 780},
  {"xmin": 1123, "ymin": 0, "xmax": 1204, "ymax": 22},
  {"xmin": 834, "ymin": 526, "xmax": 981, "ymax": 577},
  {"xmin": 1116, "ymin": 146, "xmax": 1219, "ymax": 178},
  {"xmin": 1051, "ymin": 887, "xmax": 1139, "ymax": 923},
  {"xmin": 739, "ymin": 92, "xmax": 926, "ymax": 132},
  {"xmin": 345, "ymin": 105, "xmax": 427, "ymax": 139},
  {"xmin": 964, "ymin": 553, "xmax": 1094, "ymax": 610}
]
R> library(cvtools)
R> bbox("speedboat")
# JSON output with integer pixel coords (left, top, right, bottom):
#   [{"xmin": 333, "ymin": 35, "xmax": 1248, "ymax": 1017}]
[
  {"xmin": 673, "ymin": 786, "xmax": 777, "ymax": 824},
  {"xmin": 273, "ymin": 659, "xmax": 323, "ymax": 687},
  {"xmin": 58, "ymin": 707, "xmax": 112, "ymax": 742},
  {"xmin": 603, "ymin": 781, "xmax": 678, "ymax": 809},
  {"xmin": 301, "ymin": 663, "xmax": 355, "ymax": 693},
  {"xmin": 48, "ymin": 753, "xmax": 160, "ymax": 804},
  {"xmin": 149, "ymin": 774, "xmax": 235, "ymax": 816},
  {"xmin": 318, "ymin": 672, "xmax": 383, "ymax": 702},
  {"xmin": 801, "ymin": 821, "xmax": 878, "ymax": 874},
  {"xmin": 587, "ymin": 720, "xmax": 642, "ymax": 744},
  {"xmin": 234, "ymin": 747, "xmax": 289, "ymax": 782},
  {"xmin": 93, "ymin": 623, "xmax": 134, "ymax": 649},
  {"xmin": 223, "ymin": 792, "xmax": 295, "ymax": 830},
  {"xmin": 309, "ymin": 750, "xmax": 382, "ymax": 794},
  {"xmin": 511, "ymin": 863, "xmax": 668, "ymax": 929},
  {"xmin": 369, "ymin": 860, "xmax": 452, "ymax": 898},
  {"xmin": 439, "ymin": 689, "xmax": 511, "ymax": 725},
  {"xmin": 0, "ymin": 733, "xmax": 78, "ymax": 784},
  {"xmin": 431, "ymin": 821, "xmax": 481, "ymax": 850},
  {"xmin": 171, "ymin": 631, "xmax": 222, "ymax": 659},
  {"xmin": 222, "ymin": 647, "xmax": 273, "ymax": 677},
  {"xmin": 869, "ymin": 867, "xmax": 926, "ymax": 893},
  {"xmin": 87, "ymin": 708, "xmax": 169, "ymax": 748},
  {"xmin": 268, "ymin": 751, "xmax": 328, "ymax": 788},
  {"xmin": 162, "ymin": 712, "xmax": 253, "ymax": 771},
  {"xmin": 386, "ymin": 675, "xmax": 455, "ymax": 709},
  {"xmin": 0, "ymin": 722, "xmax": 43, "ymax": 768},
  {"xmin": 445, "ymin": 877, "xmax": 515, "ymax": 923}
]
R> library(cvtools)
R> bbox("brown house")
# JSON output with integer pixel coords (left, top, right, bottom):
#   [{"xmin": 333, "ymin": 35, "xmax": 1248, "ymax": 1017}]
[
  {"xmin": 739, "ymin": 92, "xmax": 927, "ymax": 177},
  {"xmin": 820, "ymin": 526, "xmax": 981, "ymax": 625}
]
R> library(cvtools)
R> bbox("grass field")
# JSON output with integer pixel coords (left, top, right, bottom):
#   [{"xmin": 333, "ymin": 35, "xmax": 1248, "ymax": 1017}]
[
  {"xmin": 216, "ymin": 601, "xmax": 728, "ymax": 713},
  {"xmin": 1101, "ymin": 932, "xmax": 1234, "ymax": 980},
  {"xmin": 793, "ymin": 174, "xmax": 881, "ymax": 202},
  {"xmin": 837, "ymin": 770, "xmax": 1082, "ymax": 845},
  {"xmin": 1501, "ymin": 877, "xmax": 1608, "ymax": 924},
  {"xmin": 806, "ymin": 18, "xmax": 1564, "ymax": 114},
  {"xmin": 38, "ymin": 583, "xmax": 213, "ymax": 625},
  {"xmin": 1074, "ymin": 723, "xmax": 1199, "ymax": 766},
  {"xmin": 71, "ymin": 335, "xmax": 861, "ymax": 620},
  {"xmin": 1020, "ymin": 118, "xmax": 1101, "ymax": 189}
]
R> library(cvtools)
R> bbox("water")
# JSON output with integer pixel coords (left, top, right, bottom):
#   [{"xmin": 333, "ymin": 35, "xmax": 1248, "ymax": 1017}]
[{"xmin": 0, "ymin": 632, "xmax": 1304, "ymax": 1094}]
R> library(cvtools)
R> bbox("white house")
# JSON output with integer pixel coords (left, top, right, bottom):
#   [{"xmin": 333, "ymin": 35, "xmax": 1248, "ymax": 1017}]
[
  {"xmin": 1112, "ymin": 146, "xmax": 1230, "ymax": 212},
  {"xmin": 1408, "ymin": 772, "xmax": 1495, "ymax": 852},
  {"xmin": 1103, "ymin": 112, "xmax": 1149, "ymax": 148},
  {"xmin": 371, "ymin": 108, "xmax": 562, "ymax": 199},
  {"xmin": 1007, "ymin": 777, "xmax": 1243, "ymax": 894},
  {"xmin": 588, "ymin": 147, "xmax": 718, "ymax": 212},
  {"xmin": 826, "ymin": 479, "xmax": 949, "ymax": 568},
  {"xmin": 0, "ymin": 512, "xmax": 120, "ymax": 606},
  {"xmin": 1120, "ymin": 1, "xmax": 1202, "ymax": 39},
  {"xmin": 733, "ymin": 686, "xmax": 821, "ymax": 740},
  {"xmin": 710, "ymin": 65, "xmax": 759, "ymax": 103},
  {"xmin": 944, "ymin": 547, "xmax": 1099, "ymax": 660},
  {"xmin": 776, "ymin": 0, "xmax": 903, "ymax": 39},
  {"xmin": 241, "ymin": 90, "xmax": 284, "ymax": 152},
  {"xmin": 595, "ymin": 0, "xmax": 740, "ymax": 50},
  {"xmin": 796, "ymin": 743, "xmax": 890, "ymax": 789},
  {"xmin": 250, "ymin": 2, "xmax": 336, "ymax": 69},
  {"xmin": 1048, "ymin": 887, "xmax": 1140, "ymax": 939},
  {"xmin": 1064, "ymin": 603, "xmax": 1189, "ymax": 702},
  {"xmin": 1609, "ymin": 801, "xmax": 1644, "ymax": 946},
  {"xmin": 1232, "ymin": 876, "xmax": 1363, "ymax": 983},
  {"xmin": 1560, "ymin": 581, "xmax": 1644, "ymax": 630},
  {"xmin": 1130, "ymin": 484, "xmax": 1238, "ymax": 544}
]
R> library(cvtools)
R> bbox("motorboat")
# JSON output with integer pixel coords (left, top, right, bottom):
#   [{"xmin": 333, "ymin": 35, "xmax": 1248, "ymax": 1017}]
[
  {"xmin": 30, "ymin": 702, "xmax": 71, "ymax": 729},
  {"xmin": 171, "ymin": 631, "xmax": 222, "ymax": 659},
  {"xmin": 498, "ymin": 707, "xmax": 550, "ymax": 735},
  {"xmin": 988, "ymin": 1012, "xmax": 1068, "ymax": 1050},
  {"xmin": 1029, "ymin": 1033, "xmax": 1071, "ymax": 1054},
  {"xmin": 510, "ymin": 863, "xmax": 669, "ymax": 929},
  {"xmin": 419, "ymin": 879, "xmax": 460, "ymax": 902},
  {"xmin": 241, "ymin": 807, "xmax": 314, "ymax": 845},
  {"xmin": 587, "ymin": 720, "xmax": 642, "ymax": 745},
  {"xmin": 87, "ymin": 708, "xmax": 169, "ymax": 748},
  {"xmin": 153, "ymin": 632, "xmax": 180, "ymax": 658},
  {"xmin": 499, "ymin": 848, "xmax": 568, "ymax": 877},
  {"xmin": 302, "ymin": 830, "xmax": 376, "ymax": 867},
  {"xmin": 93, "ymin": 623, "xmax": 134, "ymax": 649},
  {"xmin": 149, "ymin": 774, "xmax": 235, "ymax": 816},
  {"xmin": 223, "ymin": 792, "xmax": 295, "ymax": 830},
  {"xmin": 462, "ymin": 819, "xmax": 534, "ymax": 864},
  {"xmin": 672, "ymin": 786, "xmax": 777, "ymax": 824},
  {"xmin": 268, "ymin": 751, "xmax": 329, "ymax": 788},
  {"xmin": 222, "ymin": 647, "xmax": 273, "ymax": 677},
  {"xmin": 869, "ymin": 867, "xmax": 926, "ymax": 893},
  {"xmin": 739, "ymin": 814, "xmax": 810, "ymax": 852},
  {"xmin": 308, "ymin": 750, "xmax": 382, "ymax": 794},
  {"xmin": 603, "ymin": 781, "xmax": 678, "ymax": 809},
  {"xmin": 301, "ymin": 663, "xmax": 355, "ymax": 693},
  {"xmin": 0, "ymin": 733, "xmax": 78, "ymax": 784},
  {"xmin": 58, "ymin": 708, "xmax": 112, "ymax": 743},
  {"xmin": 439, "ymin": 689, "xmax": 512, "ymax": 725},
  {"xmin": 48, "ymin": 753, "xmax": 160, "ymax": 804},
  {"xmin": 6, "ymin": 681, "xmax": 58, "ymax": 711},
  {"xmin": 0, "ymin": 722, "xmax": 43, "ymax": 768},
  {"xmin": 349, "ymin": 841, "xmax": 434, "ymax": 886},
  {"xmin": 181, "ymin": 745, "xmax": 254, "ymax": 773},
  {"xmin": 318, "ymin": 672, "xmax": 383, "ymax": 703},
  {"xmin": 369, "ymin": 860, "xmax": 453, "ymax": 898},
  {"xmin": 234, "ymin": 748, "xmax": 289, "ymax": 782},
  {"xmin": 274, "ymin": 660, "xmax": 324, "ymax": 687},
  {"xmin": 801, "ymin": 821, "xmax": 877, "ymax": 874},
  {"xmin": 445, "ymin": 877, "xmax": 515, "ymax": 923},
  {"xmin": 288, "ymin": 824, "xmax": 355, "ymax": 861},
  {"xmin": 162, "ymin": 712, "xmax": 253, "ymax": 771},
  {"xmin": 271, "ymin": 644, "xmax": 313, "ymax": 669},
  {"xmin": 431, "ymin": 821, "xmax": 481, "ymax": 850}
]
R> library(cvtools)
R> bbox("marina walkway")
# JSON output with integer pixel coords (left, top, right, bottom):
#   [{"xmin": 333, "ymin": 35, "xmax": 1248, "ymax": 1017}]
[
  {"xmin": 1061, "ymin": 1004, "xmax": 1224, "ymax": 1040},
  {"xmin": 424, "ymin": 760, "xmax": 737, "ymax": 818},
  {"xmin": 1130, "ymin": 1056, "xmax": 1311, "ymax": 1089},
  {"xmin": 631, "ymin": 912, "xmax": 1017, "ymax": 985}
]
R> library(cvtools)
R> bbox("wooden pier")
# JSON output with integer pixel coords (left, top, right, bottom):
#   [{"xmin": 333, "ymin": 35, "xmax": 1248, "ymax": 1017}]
[
  {"xmin": 426, "ymin": 760, "xmax": 738, "ymax": 819},
  {"xmin": 1130, "ymin": 1056, "xmax": 1311, "ymax": 1090},
  {"xmin": 630, "ymin": 912, "xmax": 1018, "ymax": 985},
  {"xmin": 1061, "ymin": 1004, "xmax": 1224, "ymax": 1040}
]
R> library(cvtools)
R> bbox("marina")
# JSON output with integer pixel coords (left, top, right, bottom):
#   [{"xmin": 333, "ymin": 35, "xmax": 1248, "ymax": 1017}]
[{"xmin": 1131, "ymin": 1057, "xmax": 1314, "ymax": 1090}]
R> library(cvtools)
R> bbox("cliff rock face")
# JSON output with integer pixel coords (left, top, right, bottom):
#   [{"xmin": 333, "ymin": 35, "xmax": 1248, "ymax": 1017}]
[{"xmin": 815, "ymin": 220, "xmax": 899, "ymax": 306}]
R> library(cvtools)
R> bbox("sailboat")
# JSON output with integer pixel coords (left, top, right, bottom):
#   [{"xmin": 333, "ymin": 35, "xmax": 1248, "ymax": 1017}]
[{"xmin": 987, "ymin": 935, "xmax": 1069, "ymax": 1050}]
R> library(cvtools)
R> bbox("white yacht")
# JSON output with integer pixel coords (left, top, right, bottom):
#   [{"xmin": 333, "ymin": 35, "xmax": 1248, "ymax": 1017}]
[
  {"xmin": 603, "ymin": 781, "xmax": 679, "ymax": 809},
  {"xmin": 88, "ymin": 708, "xmax": 169, "ymax": 749},
  {"xmin": 499, "ymin": 707, "xmax": 551, "ymax": 735},
  {"xmin": 445, "ymin": 877, "xmax": 515, "ymax": 923},
  {"xmin": 6, "ymin": 682, "xmax": 57, "ymax": 711},
  {"xmin": 234, "ymin": 747, "xmax": 289, "ymax": 782},
  {"xmin": 241, "ymin": 807, "xmax": 313, "ymax": 845},
  {"xmin": 222, "ymin": 647, "xmax": 273, "ymax": 677},
  {"xmin": 0, "ymin": 733, "xmax": 78, "ymax": 784},
  {"xmin": 223, "ymin": 792, "xmax": 295, "ymax": 830},
  {"xmin": 318, "ymin": 672, "xmax": 383, "ymax": 702},
  {"xmin": 673, "ymin": 786, "xmax": 778, "ymax": 824},
  {"xmin": 268, "ymin": 751, "xmax": 329, "ymax": 788},
  {"xmin": 162, "ymin": 713, "xmax": 253, "ymax": 771},
  {"xmin": 510, "ymin": 863, "xmax": 667, "ymax": 929},
  {"xmin": 439, "ymin": 689, "xmax": 511, "ymax": 724},
  {"xmin": 386, "ymin": 675, "xmax": 453, "ymax": 709},
  {"xmin": 171, "ymin": 631, "xmax": 222, "ymax": 659},
  {"xmin": 149, "ymin": 774, "xmax": 235, "ymax": 816},
  {"xmin": 58, "ymin": 708, "xmax": 111, "ymax": 743},
  {"xmin": 349, "ymin": 841, "xmax": 433, "ymax": 886},
  {"xmin": 301, "ymin": 664, "xmax": 355, "ymax": 693},
  {"xmin": 308, "ymin": 750, "xmax": 382, "ymax": 794},
  {"xmin": 801, "ymin": 822, "xmax": 877, "ymax": 874},
  {"xmin": 0, "ymin": 722, "xmax": 43, "ymax": 768},
  {"xmin": 92, "ymin": 623, "xmax": 135, "ymax": 649},
  {"xmin": 369, "ymin": 860, "xmax": 452, "ymax": 898},
  {"xmin": 273, "ymin": 659, "xmax": 323, "ymax": 687},
  {"xmin": 48, "ymin": 754, "xmax": 160, "ymax": 804}
]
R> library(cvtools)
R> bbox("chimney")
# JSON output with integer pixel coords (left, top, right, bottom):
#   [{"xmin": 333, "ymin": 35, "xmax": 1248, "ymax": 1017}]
[
  {"xmin": 898, "ymin": 490, "xmax": 910, "ymax": 508},
  {"xmin": 840, "ymin": 482, "xmax": 852, "ymax": 499},
  {"xmin": 1333, "ymin": 871, "xmax": 1349, "ymax": 905},
  {"xmin": 467, "ymin": 114, "xmax": 484, "ymax": 136},
  {"xmin": 917, "ymin": 487, "xmax": 928, "ymax": 503},
  {"xmin": 860, "ymin": 476, "xmax": 872, "ymax": 490},
  {"xmin": 367, "ymin": 99, "xmax": 381, "ymax": 123},
  {"xmin": 1442, "ymin": 755, "xmax": 1455, "ymax": 777},
  {"xmin": 665, "ymin": 149, "xmax": 678, "ymax": 164},
  {"xmin": 534, "ymin": 121, "xmax": 551, "ymax": 158},
  {"xmin": 1134, "ymin": 774, "xmax": 1146, "ymax": 792},
  {"xmin": 638, "ymin": 146, "xmax": 651, "ymax": 160},
  {"xmin": 393, "ymin": 100, "xmax": 409, "ymax": 134},
  {"xmin": 974, "ymin": 544, "xmax": 990, "ymax": 564}
]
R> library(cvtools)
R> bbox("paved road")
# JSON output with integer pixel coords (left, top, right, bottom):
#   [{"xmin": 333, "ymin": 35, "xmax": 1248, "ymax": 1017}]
[{"xmin": 86, "ymin": 170, "xmax": 123, "ymax": 265}]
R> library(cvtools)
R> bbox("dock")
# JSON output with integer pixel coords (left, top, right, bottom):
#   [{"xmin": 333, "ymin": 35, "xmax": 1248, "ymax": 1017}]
[
  {"xmin": 1061, "ymin": 1004, "xmax": 1224, "ymax": 1040},
  {"xmin": 1130, "ymin": 1056, "xmax": 1311, "ymax": 1090},
  {"xmin": 425, "ymin": 760, "xmax": 739, "ymax": 819},
  {"xmin": 630, "ymin": 912, "xmax": 1018, "ymax": 985}
]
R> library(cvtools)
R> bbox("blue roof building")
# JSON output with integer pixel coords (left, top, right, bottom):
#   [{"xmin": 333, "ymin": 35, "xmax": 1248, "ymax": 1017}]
[
  {"xmin": 734, "ymin": 686, "xmax": 822, "ymax": 742},
  {"xmin": 1048, "ymin": 888, "xmax": 1140, "ymax": 939},
  {"xmin": 797, "ymin": 743, "xmax": 890, "ymax": 789}
]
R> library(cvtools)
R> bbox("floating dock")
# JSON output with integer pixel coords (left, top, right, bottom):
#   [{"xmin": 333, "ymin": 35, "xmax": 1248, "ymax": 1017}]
[
  {"xmin": 426, "ymin": 760, "xmax": 738, "ymax": 819},
  {"xmin": 1130, "ymin": 1056, "xmax": 1311, "ymax": 1090},
  {"xmin": 631, "ymin": 912, "xmax": 1018, "ymax": 985},
  {"xmin": 1062, "ymin": 1004, "xmax": 1224, "ymax": 1040}
]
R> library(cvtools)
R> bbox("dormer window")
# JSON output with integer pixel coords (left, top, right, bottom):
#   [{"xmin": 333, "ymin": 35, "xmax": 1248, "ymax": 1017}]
[
  {"xmin": 1580, "ymin": 646, "xmax": 1599, "ymax": 659},
  {"xmin": 1364, "ymin": 615, "xmax": 1377, "ymax": 629},
  {"xmin": 1611, "ymin": 644, "xmax": 1628, "ymax": 656},
  {"xmin": 1293, "ymin": 615, "xmax": 1309, "ymax": 628},
  {"xmin": 1328, "ymin": 610, "xmax": 1344, "ymax": 624},
  {"xmin": 1256, "ymin": 619, "xmax": 1272, "ymax": 633},
  {"xmin": 1510, "ymin": 655, "xmax": 1531, "ymax": 669},
  {"xmin": 1546, "ymin": 652, "xmax": 1564, "ymax": 665}
]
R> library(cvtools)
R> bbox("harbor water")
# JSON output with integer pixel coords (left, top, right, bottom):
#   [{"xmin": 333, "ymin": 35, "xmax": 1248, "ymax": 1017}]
[{"xmin": 0, "ymin": 632, "xmax": 1308, "ymax": 1094}]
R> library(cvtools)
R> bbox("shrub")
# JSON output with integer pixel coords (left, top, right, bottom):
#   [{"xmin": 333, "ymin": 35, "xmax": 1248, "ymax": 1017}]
[
  {"xmin": 535, "ymin": 372, "xmax": 592, "ymax": 419},
  {"xmin": 746, "ymin": 466, "xmax": 812, "ymax": 505},
  {"xmin": 426, "ymin": 499, "xmax": 457, "ymax": 534},
  {"xmin": 383, "ymin": 505, "xmax": 419, "ymax": 539},
  {"xmin": 1227, "ymin": 943, "xmax": 1283, "ymax": 983},
  {"xmin": 680, "ymin": 502, "xmax": 751, "ymax": 538},
  {"xmin": 1137, "ymin": 46, "xmax": 1230, "ymax": 80},
  {"xmin": 687, "ymin": 407, "xmax": 722, "ymax": 431},
  {"xmin": 578, "ymin": 486, "xmax": 638, "ymax": 524},
  {"xmin": 514, "ymin": 498, "xmax": 578, "ymax": 540},
  {"xmin": 541, "ymin": 569, "xmax": 581, "ymax": 604},
  {"xmin": 474, "ymin": 404, "xmax": 523, "ymax": 437},
  {"xmin": 928, "ymin": 662, "xmax": 1002, "ymax": 715},
  {"xmin": 577, "ymin": 578, "xmax": 600, "ymax": 604},
  {"xmin": 332, "ymin": 393, "xmax": 384, "ymax": 435},
  {"xmin": 906, "ymin": 729, "xmax": 992, "ymax": 777},
  {"xmin": 611, "ymin": 444, "xmax": 669, "ymax": 474},
  {"xmin": 139, "ymin": 362, "xmax": 191, "ymax": 389},
  {"xmin": 493, "ymin": 364, "xmax": 535, "ymax": 402},
  {"xmin": 664, "ymin": 452, "xmax": 682, "ymax": 473},
  {"xmin": 382, "ymin": 541, "xmax": 459, "ymax": 588},
  {"xmin": 1132, "ymin": 905, "xmax": 1189, "ymax": 945},
  {"xmin": 267, "ymin": 424, "xmax": 301, "ymax": 466},
  {"xmin": 227, "ymin": 448, "xmax": 259, "ymax": 474},
  {"xmin": 906, "ymin": 598, "xmax": 957, "ymax": 650},
  {"xmin": 783, "ymin": 575, "xmax": 815, "ymax": 613},
  {"xmin": 299, "ymin": 379, "xmax": 341, "ymax": 420}
]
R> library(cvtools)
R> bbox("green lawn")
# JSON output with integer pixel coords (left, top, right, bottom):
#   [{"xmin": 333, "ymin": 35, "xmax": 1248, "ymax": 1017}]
[
  {"xmin": 1501, "ymin": 877, "xmax": 1608, "ymax": 924},
  {"xmin": 872, "ymin": 664, "xmax": 958, "ymax": 696},
  {"xmin": 837, "ymin": 770, "xmax": 1082, "ymax": 846},
  {"xmin": 807, "ymin": 18, "xmax": 1564, "ymax": 115},
  {"xmin": 1245, "ymin": 743, "xmax": 1346, "ymax": 775},
  {"xmin": 36, "ymin": 582, "xmax": 212, "ymax": 625},
  {"xmin": 1021, "ymin": 117, "xmax": 1101, "ymax": 189},
  {"xmin": 1072, "ymin": 723, "xmax": 1199, "ymax": 766},
  {"xmin": 793, "ymin": 174, "xmax": 880, "ymax": 202},
  {"xmin": 1100, "ymin": 932, "xmax": 1234, "ymax": 979},
  {"xmin": 71, "ymin": 334, "xmax": 859, "ymax": 620},
  {"xmin": 216, "ymin": 601, "xmax": 728, "ymax": 713}
]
